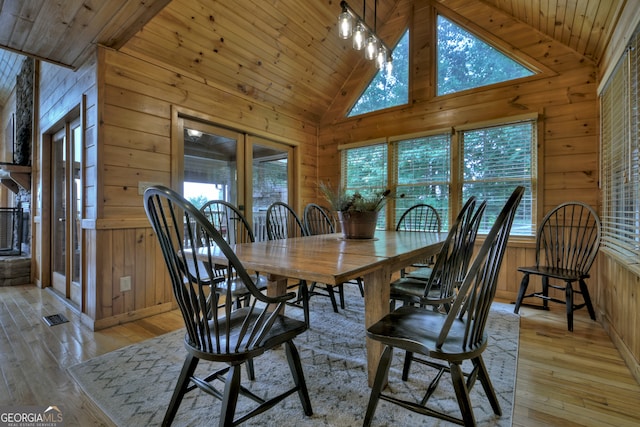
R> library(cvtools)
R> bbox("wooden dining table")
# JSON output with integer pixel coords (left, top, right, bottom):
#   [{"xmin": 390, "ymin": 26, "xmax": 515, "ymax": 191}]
[{"xmin": 205, "ymin": 230, "xmax": 444, "ymax": 386}]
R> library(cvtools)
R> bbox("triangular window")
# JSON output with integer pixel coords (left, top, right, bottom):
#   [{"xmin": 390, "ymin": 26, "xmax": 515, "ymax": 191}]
[
  {"xmin": 437, "ymin": 15, "xmax": 534, "ymax": 95},
  {"xmin": 348, "ymin": 29, "xmax": 409, "ymax": 117}
]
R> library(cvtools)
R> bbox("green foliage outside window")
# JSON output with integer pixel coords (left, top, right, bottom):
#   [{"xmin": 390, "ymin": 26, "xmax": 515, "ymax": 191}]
[
  {"xmin": 437, "ymin": 15, "xmax": 534, "ymax": 95},
  {"xmin": 348, "ymin": 30, "xmax": 409, "ymax": 117}
]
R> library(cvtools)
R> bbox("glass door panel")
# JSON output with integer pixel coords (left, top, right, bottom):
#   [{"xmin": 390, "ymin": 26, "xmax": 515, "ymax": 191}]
[
  {"xmin": 51, "ymin": 118, "xmax": 82, "ymax": 306},
  {"xmin": 249, "ymin": 137, "xmax": 293, "ymax": 241},
  {"xmin": 71, "ymin": 124, "xmax": 82, "ymax": 303},
  {"xmin": 180, "ymin": 118, "xmax": 295, "ymax": 243},
  {"xmin": 183, "ymin": 120, "xmax": 243, "ymax": 210},
  {"xmin": 51, "ymin": 129, "xmax": 66, "ymax": 296}
]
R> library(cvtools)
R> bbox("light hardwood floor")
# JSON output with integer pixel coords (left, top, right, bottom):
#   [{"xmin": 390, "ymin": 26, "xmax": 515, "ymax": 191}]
[{"xmin": 1, "ymin": 284, "xmax": 639, "ymax": 426}]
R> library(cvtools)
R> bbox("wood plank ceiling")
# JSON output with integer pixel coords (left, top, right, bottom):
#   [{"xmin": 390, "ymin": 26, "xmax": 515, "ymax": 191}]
[
  {"xmin": 0, "ymin": 0, "xmax": 626, "ymax": 115},
  {"xmin": 0, "ymin": 0, "xmax": 172, "ymax": 105}
]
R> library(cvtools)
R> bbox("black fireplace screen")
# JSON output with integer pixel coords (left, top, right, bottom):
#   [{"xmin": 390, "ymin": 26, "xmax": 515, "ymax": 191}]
[{"xmin": 0, "ymin": 207, "xmax": 22, "ymax": 255}]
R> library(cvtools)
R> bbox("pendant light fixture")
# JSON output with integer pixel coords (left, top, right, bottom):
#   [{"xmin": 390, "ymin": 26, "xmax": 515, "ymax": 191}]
[{"xmin": 337, "ymin": 0, "xmax": 393, "ymax": 73}]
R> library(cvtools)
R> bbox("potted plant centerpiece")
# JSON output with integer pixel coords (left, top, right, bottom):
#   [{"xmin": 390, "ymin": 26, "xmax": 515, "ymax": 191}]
[{"xmin": 319, "ymin": 182, "xmax": 392, "ymax": 239}]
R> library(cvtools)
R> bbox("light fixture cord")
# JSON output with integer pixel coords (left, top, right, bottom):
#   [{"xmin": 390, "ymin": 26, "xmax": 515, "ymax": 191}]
[
  {"xmin": 362, "ymin": 0, "xmax": 366, "ymax": 24},
  {"xmin": 374, "ymin": 0, "xmax": 377, "ymax": 32}
]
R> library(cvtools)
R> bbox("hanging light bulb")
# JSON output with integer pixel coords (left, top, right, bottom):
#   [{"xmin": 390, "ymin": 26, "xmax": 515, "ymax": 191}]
[
  {"xmin": 375, "ymin": 46, "xmax": 387, "ymax": 69},
  {"xmin": 338, "ymin": 7, "xmax": 353, "ymax": 39},
  {"xmin": 385, "ymin": 56, "xmax": 393, "ymax": 77},
  {"xmin": 337, "ymin": 1, "xmax": 393, "ymax": 71},
  {"xmin": 365, "ymin": 35, "xmax": 378, "ymax": 61},
  {"xmin": 352, "ymin": 22, "xmax": 366, "ymax": 50}
]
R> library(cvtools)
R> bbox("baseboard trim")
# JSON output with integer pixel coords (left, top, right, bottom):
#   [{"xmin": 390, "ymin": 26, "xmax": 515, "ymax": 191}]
[
  {"xmin": 87, "ymin": 302, "xmax": 176, "ymax": 331},
  {"xmin": 600, "ymin": 310, "xmax": 640, "ymax": 386}
]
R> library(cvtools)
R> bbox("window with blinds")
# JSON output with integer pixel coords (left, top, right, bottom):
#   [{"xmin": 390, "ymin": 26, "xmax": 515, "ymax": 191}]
[
  {"xmin": 341, "ymin": 143, "xmax": 388, "ymax": 228},
  {"xmin": 460, "ymin": 121, "xmax": 536, "ymax": 235},
  {"xmin": 600, "ymin": 26, "xmax": 640, "ymax": 266},
  {"xmin": 340, "ymin": 118, "xmax": 537, "ymax": 235},
  {"xmin": 393, "ymin": 133, "xmax": 451, "ymax": 228}
]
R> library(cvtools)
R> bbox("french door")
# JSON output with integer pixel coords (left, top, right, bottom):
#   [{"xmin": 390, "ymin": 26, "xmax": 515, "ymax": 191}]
[
  {"xmin": 51, "ymin": 118, "xmax": 82, "ymax": 305},
  {"xmin": 181, "ymin": 118, "xmax": 294, "ymax": 241}
]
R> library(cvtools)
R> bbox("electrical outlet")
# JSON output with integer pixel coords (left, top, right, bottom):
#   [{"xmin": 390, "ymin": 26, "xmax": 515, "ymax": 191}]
[{"xmin": 120, "ymin": 276, "xmax": 132, "ymax": 292}]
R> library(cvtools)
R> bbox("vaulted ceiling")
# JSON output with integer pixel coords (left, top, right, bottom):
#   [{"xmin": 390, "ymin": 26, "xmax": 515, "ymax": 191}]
[{"xmin": 0, "ymin": 0, "xmax": 626, "ymax": 114}]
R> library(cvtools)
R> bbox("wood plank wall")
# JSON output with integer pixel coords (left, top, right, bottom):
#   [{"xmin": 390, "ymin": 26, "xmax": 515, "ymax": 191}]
[
  {"xmin": 91, "ymin": 46, "xmax": 318, "ymax": 329},
  {"xmin": 598, "ymin": 255, "xmax": 640, "ymax": 383},
  {"xmin": 318, "ymin": 0, "xmax": 600, "ymax": 300},
  {"xmin": 36, "ymin": 57, "xmax": 99, "ymax": 322},
  {"xmin": 34, "ymin": 46, "xmax": 318, "ymax": 330}
]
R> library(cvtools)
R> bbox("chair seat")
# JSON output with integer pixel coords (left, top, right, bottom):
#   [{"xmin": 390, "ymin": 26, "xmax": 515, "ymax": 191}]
[
  {"xmin": 517, "ymin": 265, "xmax": 589, "ymax": 281},
  {"xmin": 390, "ymin": 277, "xmax": 441, "ymax": 300},
  {"xmin": 404, "ymin": 266, "xmax": 433, "ymax": 281},
  {"xmin": 210, "ymin": 273, "xmax": 267, "ymax": 297},
  {"xmin": 187, "ymin": 308, "xmax": 308, "ymax": 361},
  {"xmin": 367, "ymin": 306, "xmax": 487, "ymax": 361}
]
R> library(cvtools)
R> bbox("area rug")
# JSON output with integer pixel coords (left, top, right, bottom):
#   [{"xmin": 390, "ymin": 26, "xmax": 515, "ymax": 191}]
[{"xmin": 69, "ymin": 287, "xmax": 519, "ymax": 426}]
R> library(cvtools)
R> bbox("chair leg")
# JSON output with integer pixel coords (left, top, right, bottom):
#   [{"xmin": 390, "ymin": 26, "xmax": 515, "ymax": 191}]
[
  {"xmin": 473, "ymin": 356, "xmax": 501, "ymax": 416},
  {"xmin": 326, "ymin": 285, "xmax": 339, "ymax": 313},
  {"xmin": 449, "ymin": 361, "xmax": 475, "ymax": 427},
  {"xmin": 579, "ymin": 279, "xmax": 596, "ymax": 320},
  {"xmin": 284, "ymin": 341, "xmax": 313, "ymax": 416},
  {"xmin": 162, "ymin": 354, "xmax": 199, "ymax": 426},
  {"xmin": 357, "ymin": 278, "xmax": 364, "ymax": 297},
  {"xmin": 541, "ymin": 276, "xmax": 550, "ymax": 309},
  {"xmin": 565, "ymin": 282, "xmax": 574, "ymax": 332},
  {"xmin": 513, "ymin": 273, "xmax": 530, "ymax": 313},
  {"xmin": 338, "ymin": 284, "xmax": 345, "ymax": 309},
  {"xmin": 246, "ymin": 359, "xmax": 255, "ymax": 381},
  {"xmin": 219, "ymin": 364, "xmax": 242, "ymax": 427},
  {"xmin": 309, "ymin": 282, "xmax": 318, "ymax": 293},
  {"xmin": 363, "ymin": 345, "xmax": 393, "ymax": 427},
  {"xmin": 401, "ymin": 350, "xmax": 413, "ymax": 381}
]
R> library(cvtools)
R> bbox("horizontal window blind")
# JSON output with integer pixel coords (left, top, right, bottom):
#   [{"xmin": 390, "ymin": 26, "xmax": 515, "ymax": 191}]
[
  {"xmin": 460, "ymin": 121, "xmax": 536, "ymax": 235},
  {"xmin": 601, "ymin": 26, "xmax": 640, "ymax": 265},
  {"xmin": 341, "ymin": 143, "xmax": 388, "ymax": 228},
  {"xmin": 341, "ymin": 143, "xmax": 388, "ymax": 191},
  {"xmin": 340, "ymin": 121, "xmax": 537, "ymax": 235},
  {"xmin": 393, "ymin": 133, "xmax": 451, "ymax": 228}
]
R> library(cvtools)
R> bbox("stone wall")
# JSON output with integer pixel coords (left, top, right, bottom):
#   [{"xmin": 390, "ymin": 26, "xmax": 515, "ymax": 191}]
[{"xmin": 14, "ymin": 57, "xmax": 33, "ymax": 166}]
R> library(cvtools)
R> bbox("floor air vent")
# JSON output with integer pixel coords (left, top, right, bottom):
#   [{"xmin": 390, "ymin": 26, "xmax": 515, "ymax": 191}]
[{"xmin": 43, "ymin": 313, "xmax": 69, "ymax": 326}]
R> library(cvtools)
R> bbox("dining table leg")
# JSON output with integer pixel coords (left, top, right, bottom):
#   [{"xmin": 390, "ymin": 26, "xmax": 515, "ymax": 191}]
[
  {"xmin": 266, "ymin": 273, "xmax": 289, "ymax": 314},
  {"xmin": 363, "ymin": 265, "xmax": 391, "ymax": 387}
]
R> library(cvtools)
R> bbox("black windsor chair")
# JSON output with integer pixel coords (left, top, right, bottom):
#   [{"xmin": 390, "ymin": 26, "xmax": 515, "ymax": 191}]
[
  {"xmin": 513, "ymin": 201, "xmax": 601, "ymax": 331},
  {"xmin": 265, "ymin": 201, "xmax": 311, "ymax": 308},
  {"xmin": 395, "ymin": 203, "xmax": 442, "ymax": 280},
  {"xmin": 144, "ymin": 186, "xmax": 312, "ymax": 427},
  {"xmin": 389, "ymin": 197, "xmax": 482, "ymax": 311},
  {"xmin": 200, "ymin": 200, "xmax": 267, "ymax": 309},
  {"xmin": 363, "ymin": 186, "xmax": 524, "ymax": 427}
]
